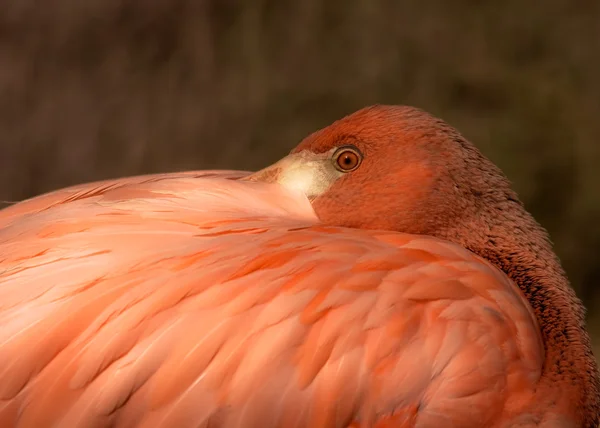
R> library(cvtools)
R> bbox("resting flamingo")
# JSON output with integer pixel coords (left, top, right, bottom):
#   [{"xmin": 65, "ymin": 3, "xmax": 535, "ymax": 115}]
[{"xmin": 0, "ymin": 105, "xmax": 597, "ymax": 427}]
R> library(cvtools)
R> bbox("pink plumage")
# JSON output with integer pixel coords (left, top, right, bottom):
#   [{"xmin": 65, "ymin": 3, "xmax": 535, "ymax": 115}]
[
  {"xmin": 0, "ymin": 171, "xmax": 542, "ymax": 427},
  {"xmin": 1, "ymin": 105, "xmax": 597, "ymax": 427}
]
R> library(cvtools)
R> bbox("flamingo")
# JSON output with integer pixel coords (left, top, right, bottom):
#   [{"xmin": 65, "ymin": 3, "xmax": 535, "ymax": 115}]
[{"xmin": 0, "ymin": 105, "xmax": 597, "ymax": 427}]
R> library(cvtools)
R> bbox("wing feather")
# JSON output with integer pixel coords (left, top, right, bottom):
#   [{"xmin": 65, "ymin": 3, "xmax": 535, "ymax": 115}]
[{"xmin": 0, "ymin": 174, "xmax": 544, "ymax": 427}]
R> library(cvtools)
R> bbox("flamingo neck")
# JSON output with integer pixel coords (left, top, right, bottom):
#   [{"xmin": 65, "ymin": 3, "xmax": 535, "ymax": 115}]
[{"xmin": 445, "ymin": 203, "xmax": 599, "ymax": 426}]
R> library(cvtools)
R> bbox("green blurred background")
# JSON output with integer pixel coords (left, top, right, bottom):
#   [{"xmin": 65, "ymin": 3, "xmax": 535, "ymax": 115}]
[{"xmin": 0, "ymin": 1, "xmax": 599, "ymax": 353}]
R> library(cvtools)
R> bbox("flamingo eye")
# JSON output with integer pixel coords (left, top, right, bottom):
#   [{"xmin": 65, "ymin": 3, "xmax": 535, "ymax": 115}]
[{"xmin": 333, "ymin": 146, "xmax": 362, "ymax": 172}]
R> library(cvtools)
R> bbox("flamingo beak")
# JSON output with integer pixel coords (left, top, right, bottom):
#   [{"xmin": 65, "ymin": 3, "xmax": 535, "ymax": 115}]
[{"xmin": 242, "ymin": 150, "xmax": 342, "ymax": 201}]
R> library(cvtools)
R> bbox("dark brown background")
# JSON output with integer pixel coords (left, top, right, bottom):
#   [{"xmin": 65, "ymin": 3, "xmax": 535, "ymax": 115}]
[{"xmin": 1, "ymin": 0, "xmax": 599, "ymax": 354}]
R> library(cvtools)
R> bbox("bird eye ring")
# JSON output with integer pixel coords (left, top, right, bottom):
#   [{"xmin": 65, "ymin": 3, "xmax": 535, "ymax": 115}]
[{"xmin": 333, "ymin": 146, "xmax": 362, "ymax": 172}]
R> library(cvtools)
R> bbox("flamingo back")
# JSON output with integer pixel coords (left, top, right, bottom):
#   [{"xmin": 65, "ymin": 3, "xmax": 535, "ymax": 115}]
[{"xmin": 0, "ymin": 174, "xmax": 544, "ymax": 427}]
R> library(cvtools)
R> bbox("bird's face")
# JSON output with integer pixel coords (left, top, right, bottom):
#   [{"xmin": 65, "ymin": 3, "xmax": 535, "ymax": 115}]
[{"xmin": 245, "ymin": 105, "xmax": 484, "ymax": 236}]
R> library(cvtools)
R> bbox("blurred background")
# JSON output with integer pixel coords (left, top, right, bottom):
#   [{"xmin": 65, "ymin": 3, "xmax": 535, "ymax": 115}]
[{"xmin": 0, "ymin": 1, "xmax": 599, "ymax": 352}]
